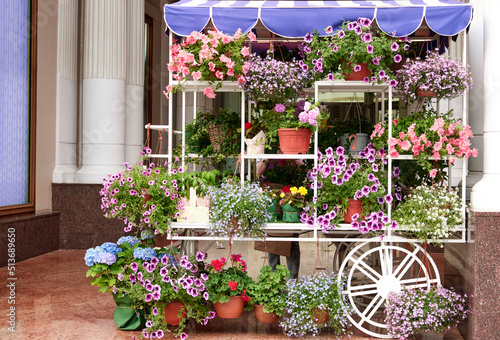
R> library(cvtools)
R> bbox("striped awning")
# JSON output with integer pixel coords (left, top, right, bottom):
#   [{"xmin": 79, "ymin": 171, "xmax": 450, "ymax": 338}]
[{"xmin": 164, "ymin": 0, "xmax": 473, "ymax": 38}]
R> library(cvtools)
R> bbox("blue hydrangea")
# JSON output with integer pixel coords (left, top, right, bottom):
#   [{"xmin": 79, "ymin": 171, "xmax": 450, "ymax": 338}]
[
  {"xmin": 93, "ymin": 251, "xmax": 117, "ymax": 265},
  {"xmin": 140, "ymin": 229, "xmax": 155, "ymax": 240},
  {"xmin": 133, "ymin": 247, "xmax": 157, "ymax": 261},
  {"xmin": 100, "ymin": 242, "xmax": 119, "ymax": 255},
  {"xmin": 117, "ymin": 236, "xmax": 140, "ymax": 246},
  {"xmin": 84, "ymin": 247, "xmax": 99, "ymax": 266}
]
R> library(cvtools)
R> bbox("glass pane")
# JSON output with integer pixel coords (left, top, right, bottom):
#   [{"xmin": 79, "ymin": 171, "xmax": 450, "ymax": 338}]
[{"xmin": 0, "ymin": 0, "xmax": 30, "ymax": 207}]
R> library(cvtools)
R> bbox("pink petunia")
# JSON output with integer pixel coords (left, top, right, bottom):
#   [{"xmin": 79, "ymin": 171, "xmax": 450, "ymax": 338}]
[
  {"xmin": 429, "ymin": 169, "xmax": 438, "ymax": 178},
  {"xmin": 203, "ymin": 87, "xmax": 216, "ymax": 98},
  {"xmin": 192, "ymin": 71, "xmax": 202, "ymax": 81}
]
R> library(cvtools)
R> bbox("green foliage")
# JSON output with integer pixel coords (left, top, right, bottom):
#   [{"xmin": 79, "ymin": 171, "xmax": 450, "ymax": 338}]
[
  {"xmin": 247, "ymin": 265, "xmax": 290, "ymax": 315},
  {"xmin": 258, "ymin": 159, "xmax": 310, "ymax": 187}
]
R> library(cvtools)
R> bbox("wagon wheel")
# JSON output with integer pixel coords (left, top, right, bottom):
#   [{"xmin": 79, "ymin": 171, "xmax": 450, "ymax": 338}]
[
  {"xmin": 330, "ymin": 233, "xmax": 375, "ymax": 272},
  {"xmin": 337, "ymin": 236, "xmax": 441, "ymax": 338}
]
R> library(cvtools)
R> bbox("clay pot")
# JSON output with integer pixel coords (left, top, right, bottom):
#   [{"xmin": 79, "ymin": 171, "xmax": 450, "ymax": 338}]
[
  {"xmin": 343, "ymin": 62, "xmax": 371, "ymax": 81},
  {"xmin": 253, "ymin": 304, "xmax": 278, "ymax": 323},
  {"xmin": 213, "ymin": 296, "xmax": 245, "ymax": 319},
  {"xmin": 277, "ymin": 128, "xmax": 311, "ymax": 154},
  {"xmin": 164, "ymin": 302, "xmax": 187, "ymax": 325},
  {"xmin": 312, "ymin": 307, "xmax": 329, "ymax": 324},
  {"xmin": 343, "ymin": 198, "xmax": 363, "ymax": 223}
]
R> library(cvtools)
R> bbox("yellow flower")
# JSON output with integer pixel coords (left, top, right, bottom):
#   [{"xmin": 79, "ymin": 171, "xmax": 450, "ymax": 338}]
[
  {"xmin": 298, "ymin": 186, "xmax": 308, "ymax": 196},
  {"xmin": 280, "ymin": 192, "xmax": 284, "ymax": 198},
  {"xmin": 290, "ymin": 186, "xmax": 298, "ymax": 195}
]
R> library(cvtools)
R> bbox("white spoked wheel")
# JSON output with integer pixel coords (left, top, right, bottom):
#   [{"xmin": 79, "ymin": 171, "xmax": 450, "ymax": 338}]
[{"xmin": 337, "ymin": 237, "xmax": 441, "ymax": 338}]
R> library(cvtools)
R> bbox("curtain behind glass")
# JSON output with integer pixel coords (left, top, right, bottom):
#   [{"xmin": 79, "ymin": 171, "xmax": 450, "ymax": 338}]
[{"xmin": 0, "ymin": 0, "xmax": 30, "ymax": 207}]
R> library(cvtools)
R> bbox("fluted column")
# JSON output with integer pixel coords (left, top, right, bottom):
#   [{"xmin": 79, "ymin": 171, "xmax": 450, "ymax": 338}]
[
  {"xmin": 54, "ymin": 0, "xmax": 78, "ymax": 183},
  {"xmin": 125, "ymin": 0, "xmax": 145, "ymax": 163},
  {"xmin": 470, "ymin": 0, "xmax": 500, "ymax": 211},
  {"xmin": 77, "ymin": 0, "xmax": 127, "ymax": 183}
]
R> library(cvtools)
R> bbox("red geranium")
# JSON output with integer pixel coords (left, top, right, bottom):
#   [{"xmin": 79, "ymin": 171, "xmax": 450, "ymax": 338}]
[{"xmin": 228, "ymin": 281, "xmax": 238, "ymax": 291}]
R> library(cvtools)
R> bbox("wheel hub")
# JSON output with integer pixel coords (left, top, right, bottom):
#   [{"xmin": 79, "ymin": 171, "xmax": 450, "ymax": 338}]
[{"xmin": 376, "ymin": 274, "xmax": 401, "ymax": 299}]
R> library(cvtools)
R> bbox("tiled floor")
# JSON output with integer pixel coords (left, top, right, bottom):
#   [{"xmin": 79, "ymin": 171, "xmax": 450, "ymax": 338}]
[{"xmin": 0, "ymin": 249, "xmax": 465, "ymax": 340}]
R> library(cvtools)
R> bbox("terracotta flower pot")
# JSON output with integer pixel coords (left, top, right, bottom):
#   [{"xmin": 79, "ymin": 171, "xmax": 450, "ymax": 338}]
[
  {"xmin": 254, "ymin": 304, "xmax": 278, "ymax": 323},
  {"xmin": 343, "ymin": 62, "xmax": 371, "ymax": 81},
  {"xmin": 417, "ymin": 88, "xmax": 436, "ymax": 97},
  {"xmin": 312, "ymin": 307, "xmax": 329, "ymax": 324},
  {"xmin": 343, "ymin": 198, "xmax": 363, "ymax": 223},
  {"xmin": 213, "ymin": 296, "xmax": 245, "ymax": 319},
  {"xmin": 164, "ymin": 302, "xmax": 187, "ymax": 325},
  {"xmin": 277, "ymin": 128, "xmax": 311, "ymax": 154}
]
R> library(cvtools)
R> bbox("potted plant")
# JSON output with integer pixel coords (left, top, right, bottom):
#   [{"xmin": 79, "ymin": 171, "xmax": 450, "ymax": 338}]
[
  {"xmin": 165, "ymin": 28, "xmax": 256, "ymax": 99},
  {"xmin": 84, "ymin": 236, "xmax": 166, "ymax": 330},
  {"xmin": 239, "ymin": 53, "xmax": 312, "ymax": 105},
  {"xmin": 204, "ymin": 179, "xmax": 273, "ymax": 240},
  {"xmin": 304, "ymin": 144, "xmax": 400, "ymax": 233},
  {"xmin": 300, "ymin": 17, "xmax": 410, "ymax": 83},
  {"xmin": 279, "ymin": 271, "xmax": 352, "ymax": 337},
  {"xmin": 370, "ymin": 108, "xmax": 478, "ymax": 175},
  {"xmin": 100, "ymin": 147, "xmax": 184, "ymax": 236},
  {"xmin": 385, "ymin": 286, "xmax": 471, "ymax": 339},
  {"xmin": 127, "ymin": 251, "xmax": 216, "ymax": 339},
  {"xmin": 279, "ymin": 185, "xmax": 309, "ymax": 223},
  {"xmin": 247, "ymin": 264, "xmax": 290, "ymax": 323},
  {"xmin": 395, "ymin": 49, "xmax": 473, "ymax": 106},
  {"xmin": 204, "ymin": 254, "xmax": 254, "ymax": 319},
  {"xmin": 392, "ymin": 184, "xmax": 464, "ymax": 245},
  {"xmin": 263, "ymin": 100, "xmax": 329, "ymax": 154}
]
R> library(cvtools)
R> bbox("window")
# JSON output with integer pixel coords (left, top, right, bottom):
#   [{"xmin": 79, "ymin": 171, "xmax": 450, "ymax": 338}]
[{"xmin": 0, "ymin": 0, "xmax": 36, "ymax": 215}]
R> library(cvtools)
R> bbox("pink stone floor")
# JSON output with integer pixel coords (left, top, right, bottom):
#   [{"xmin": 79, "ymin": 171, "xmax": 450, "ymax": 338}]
[{"xmin": 0, "ymin": 250, "xmax": 465, "ymax": 340}]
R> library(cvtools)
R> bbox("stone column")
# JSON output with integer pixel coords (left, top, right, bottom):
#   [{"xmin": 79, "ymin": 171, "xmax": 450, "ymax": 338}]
[
  {"xmin": 53, "ymin": 0, "xmax": 78, "ymax": 183},
  {"xmin": 76, "ymin": 0, "xmax": 127, "ymax": 183},
  {"xmin": 470, "ymin": 0, "xmax": 500, "ymax": 211},
  {"xmin": 125, "ymin": 0, "xmax": 144, "ymax": 163}
]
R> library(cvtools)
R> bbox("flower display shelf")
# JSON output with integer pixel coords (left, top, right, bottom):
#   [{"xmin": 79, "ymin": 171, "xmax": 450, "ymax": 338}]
[{"xmin": 161, "ymin": 40, "xmax": 469, "ymax": 339}]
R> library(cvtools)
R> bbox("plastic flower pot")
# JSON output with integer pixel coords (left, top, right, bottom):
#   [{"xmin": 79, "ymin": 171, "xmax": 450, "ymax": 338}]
[
  {"xmin": 267, "ymin": 199, "xmax": 278, "ymax": 222},
  {"xmin": 254, "ymin": 304, "xmax": 278, "ymax": 323},
  {"xmin": 277, "ymin": 128, "xmax": 311, "ymax": 154},
  {"xmin": 343, "ymin": 198, "xmax": 363, "ymax": 223},
  {"xmin": 343, "ymin": 62, "xmax": 371, "ymax": 81},
  {"xmin": 213, "ymin": 296, "xmax": 245, "ymax": 319},
  {"xmin": 281, "ymin": 203, "xmax": 301, "ymax": 223},
  {"xmin": 164, "ymin": 302, "xmax": 187, "ymax": 325}
]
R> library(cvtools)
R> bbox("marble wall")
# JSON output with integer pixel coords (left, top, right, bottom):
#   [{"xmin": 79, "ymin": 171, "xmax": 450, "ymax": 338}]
[
  {"xmin": 0, "ymin": 213, "xmax": 60, "ymax": 267},
  {"xmin": 52, "ymin": 183, "xmax": 127, "ymax": 249},
  {"xmin": 445, "ymin": 211, "xmax": 500, "ymax": 340}
]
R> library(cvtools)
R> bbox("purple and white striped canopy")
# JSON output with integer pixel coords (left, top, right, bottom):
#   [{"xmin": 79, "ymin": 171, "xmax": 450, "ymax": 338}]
[{"xmin": 164, "ymin": 0, "xmax": 473, "ymax": 38}]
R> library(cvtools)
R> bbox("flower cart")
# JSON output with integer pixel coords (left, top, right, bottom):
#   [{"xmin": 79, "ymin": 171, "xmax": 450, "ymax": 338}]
[{"xmin": 106, "ymin": 1, "xmax": 475, "ymax": 339}]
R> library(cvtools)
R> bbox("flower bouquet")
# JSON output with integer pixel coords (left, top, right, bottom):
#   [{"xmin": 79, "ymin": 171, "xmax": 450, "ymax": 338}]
[
  {"xmin": 205, "ymin": 179, "xmax": 272, "ymax": 239},
  {"xmin": 305, "ymin": 144, "xmax": 400, "ymax": 233},
  {"xmin": 370, "ymin": 108, "xmax": 478, "ymax": 174},
  {"xmin": 279, "ymin": 271, "xmax": 352, "ymax": 337},
  {"xmin": 392, "ymin": 184, "xmax": 464, "ymax": 244},
  {"xmin": 127, "ymin": 251, "xmax": 215, "ymax": 339},
  {"xmin": 395, "ymin": 50, "xmax": 473, "ymax": 106},
  {"xmin": 300, "ymin": 17, "xmax": 410, "ymax": 84},
  {"xmin": 385, "ymin": 286, "xmax": 471, "ymax": 339},
  {"xmin": 165, "ymin": 28, "xmax": 256, "ymax": 99},
  {"xmin": 204, "ymin": 254, "xmax": 254, "ymax": 318},
  {"xmin": 100, "ymin": 147, "xmax": 184, "ymax": 236}
]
